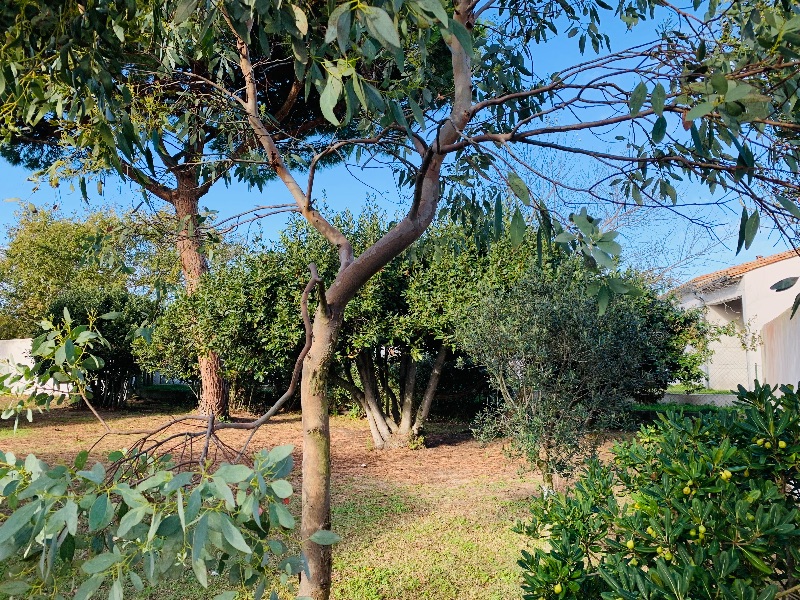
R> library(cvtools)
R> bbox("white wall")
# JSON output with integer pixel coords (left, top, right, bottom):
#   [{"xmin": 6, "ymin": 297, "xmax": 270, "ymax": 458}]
[
  {"xmin": 741, "ymin": 255, "xmax": 800, "ymax": 383},
  {"xmin": 0, "ymin": 338, "xmax": 33, "ymax": 366},
  {"xmin": 0, "ymin": 338, "xmax": 34, "ymax": 394},
  {"xmin": 678, "ymin": 254, "xmax": 800, "ymax": 389},
  {"xmin": 0, "ymin": 338, "xmax": 72, "ymax": 395},
  {"xmin": 762, "ymin": 308, "xmax": 800, "ymax": 387}
]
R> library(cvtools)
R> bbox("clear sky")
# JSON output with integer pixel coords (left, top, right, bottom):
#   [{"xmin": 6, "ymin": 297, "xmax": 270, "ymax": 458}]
[{"xmin": 0, "ymin": 6, "xmax": 793, "ymax": 286}]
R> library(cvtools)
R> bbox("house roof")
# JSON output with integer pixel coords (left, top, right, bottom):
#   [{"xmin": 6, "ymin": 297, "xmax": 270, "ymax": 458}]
[{"xmin": 675, "ymin": 249, "xmax": 800, "ymax": 294}]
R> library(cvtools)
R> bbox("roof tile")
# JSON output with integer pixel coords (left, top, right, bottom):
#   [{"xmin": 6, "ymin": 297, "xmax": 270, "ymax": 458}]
[{"xmin": 676, "ymin": 249, "xmax": 800, "ymax": 293}]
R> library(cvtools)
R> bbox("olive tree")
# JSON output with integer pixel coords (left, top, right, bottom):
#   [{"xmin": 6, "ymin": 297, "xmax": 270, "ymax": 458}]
[
  {"xmin": 457, "ymin": 259, "xmax": 708, "ymax": 486},
  {"xmin": 4, "ymin": 0, "xmax": 800, "ymax": 597}
]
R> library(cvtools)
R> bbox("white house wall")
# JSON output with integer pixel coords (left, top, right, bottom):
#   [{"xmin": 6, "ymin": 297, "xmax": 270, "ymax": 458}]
[
  {"xmin": 761, "ymin": 307, "xmax": 800, "ymax": 387},
  {"xmin": 741, "ymin": 256, "xmax": 800, "ymax": 383},
  {"xmin": 677, "ymin": 254, "xmax": 800, "ymax": 390},
  {"xmin": 0, "ymin": 338, "xmax": 71, "ymax": 395}
]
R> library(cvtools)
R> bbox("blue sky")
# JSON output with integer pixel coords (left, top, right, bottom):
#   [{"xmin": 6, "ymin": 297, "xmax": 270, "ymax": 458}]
[{"xmin": 0, "ymin": 6, "xmax": 793, "ymax": 285}]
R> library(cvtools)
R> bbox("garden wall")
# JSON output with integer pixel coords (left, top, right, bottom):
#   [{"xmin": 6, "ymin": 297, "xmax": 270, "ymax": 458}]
[{"xmin": 662, "ymin": 392, "xmax": 737, "ymax": 407}]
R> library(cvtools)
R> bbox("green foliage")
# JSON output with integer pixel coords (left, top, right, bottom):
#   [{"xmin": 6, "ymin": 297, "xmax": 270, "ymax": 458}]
[
  {"xmin": 44, "ymin": 288, "xmax": 155, "ymax": 409},
  {"xmin": 0, "ymin": 208, "xmax": 179, "ymax": 340},
  {"xmin": 0, "ymin": 445, "xmax": 308, "ymax": 600},
  {"xmin": 0, "ymin": 210, "xmax": 127, "ymax": 338},
  {"xmin": 518, "ymin": 381, "xmax": 800, "ymax": 600},
  {"xmin": 0, "ymin": 312, "xmax": 110, "ymax": 430},
  {"xmin": 458, "ymin": 260, "xmax": 712, "ymax": 483},
  {"xmin": 133, "ymin": 249, "xmax": 303, "ymax": 405}
]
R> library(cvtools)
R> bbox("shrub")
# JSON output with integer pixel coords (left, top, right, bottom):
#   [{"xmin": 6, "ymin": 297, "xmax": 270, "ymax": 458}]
[
  {"xmin": 458, "ymin": 261, "xmax": 706, "ymax": 484},
  {"xmin": 45, "ymin": 288, "xmax": 155, "ymax": 409},
  {"xmin": 518, "ymin": 381, "xmax": 800, "ymax": 600}
]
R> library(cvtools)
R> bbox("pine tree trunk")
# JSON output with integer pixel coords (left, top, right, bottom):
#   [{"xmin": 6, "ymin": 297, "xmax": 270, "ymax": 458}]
[
  {"xmin": 298, "ymin": 305, "xmax": 343, "ymax": 600},
  {"xmin": 174, "ymin": 185, "xmax": 228, "ymax": 418}
]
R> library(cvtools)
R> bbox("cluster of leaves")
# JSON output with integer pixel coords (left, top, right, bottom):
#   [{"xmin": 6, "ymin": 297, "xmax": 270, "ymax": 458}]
[
  {"xmin": 458, "ymin": 258, "xmax": 713, "ymax": 484},
  {"xmin": 518, "ymin": 381, "xmax": 800, "ymax": 600},
  {"xmin": 44, "ymin": 288, "xmax": 156, "ymax": 409},
  {"xmin": 0, "ymin": 444, "xmax": 313, "ymax": 600},
  {"xmin": 0, "ymin": 309, "xmax": 110, "ymax": 431}
]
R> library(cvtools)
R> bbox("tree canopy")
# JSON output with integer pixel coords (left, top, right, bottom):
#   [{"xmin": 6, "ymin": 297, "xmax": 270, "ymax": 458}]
[{"xmin": 4, "ymin": 0, "xmax": 800, "ymax": 596}]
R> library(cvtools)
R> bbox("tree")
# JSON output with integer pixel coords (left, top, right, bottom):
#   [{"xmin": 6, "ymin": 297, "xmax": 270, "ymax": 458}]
[
  {"xmin": 457, "ymin": 259, "xmax": 708, "ymax": 485},
  {"xmin": 0, "ymin": 209, "xmax": 128, "ymax": 338},
  {"xmin": 0, "ymin": 0, "xmax": 340, "ymax": 417},
  {"xmin": 5, "ymin": 0, "xmax": 800, "ymax": 597},
  {"xmin": 133, "ymin": 249, "xmax": 304, "ymax": 406}
]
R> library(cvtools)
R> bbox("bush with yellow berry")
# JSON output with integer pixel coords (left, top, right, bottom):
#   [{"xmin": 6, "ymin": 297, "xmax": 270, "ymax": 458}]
[{"xmin": 517, "ymin": 381, "xmax": 800, "ymax": 599}]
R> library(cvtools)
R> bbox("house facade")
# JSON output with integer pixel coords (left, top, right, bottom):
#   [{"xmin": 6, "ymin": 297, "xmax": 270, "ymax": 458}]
[{"xmin": 675, "ymin": 250, "xmax": 800, "ymax": 390}]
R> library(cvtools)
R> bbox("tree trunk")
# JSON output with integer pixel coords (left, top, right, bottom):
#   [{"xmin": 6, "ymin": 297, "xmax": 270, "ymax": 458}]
[
  {"xmin": 413, "ymin": 344, "xmax": 447, "ymax": 435},
  {"xmin": 338, "ymin": 347, "xmax": 448, "ymax": 449},
  {"xmin": 174, "ymin": 185, "xmax": 228, "ymax": 418},
  {"xmin": 298, "ymin": 305, "xmax": 342, "ymax": 600},
  {"xmin": 398, "ymin": 353, "xmax": 417, "ymax": 435}
]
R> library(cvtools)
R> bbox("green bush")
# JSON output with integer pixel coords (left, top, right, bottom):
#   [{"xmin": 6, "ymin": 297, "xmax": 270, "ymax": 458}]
[
  {"xmin": 518, "ymin": 381, "xmax": 800, "ymax": 600},
  {"xmin": 45, "ymin": 288, "xmax": 155, "ymax": 409},
  {"xmin": 458, "ymin": 261, "xmax": 707, "ymax": 485}
]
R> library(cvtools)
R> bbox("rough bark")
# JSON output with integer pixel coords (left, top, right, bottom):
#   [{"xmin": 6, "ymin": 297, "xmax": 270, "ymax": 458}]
[
  {"xmin": 174, "ymin": 184, "xmax": 228, "ymax": 418},
  {"xmin": 298, "ymin": 304, "xmax": 342, "ymax": 600}
]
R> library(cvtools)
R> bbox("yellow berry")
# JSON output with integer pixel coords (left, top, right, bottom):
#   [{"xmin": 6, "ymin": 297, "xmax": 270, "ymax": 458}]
[
  {"xmin": 663, "ymin": 551, "xmax": 673, "ymax": 561},
  {"xmin": 744, "ymin": 469, "xmax": 750, "ymax": 477},
  {"xmin": 683, "ymin": 486, "xmax": 692, "ymax": 495},
  {"xmin": 687, "ymin": 479, "xmax": 694, "ymax": 486},
  {"xmin": 553, "ymin": 583, "xmax": 563, "ymax": 594},
  {"xmin": 722, "ymin": 469, "xmax": 732, "ymax": 480},
  {"xmin": 747, "ymin": 514, "xmax": 755, "ymax": 522},
  {"xmin": 657, "ymin": 546, "xmax": 664, "ymax": 554},
  {"xmin": 698, "ymin": 532, "xmax": 705, "ymax": 540},
  {"xmin": 698, "ymin": 525, "xmax": 706, "ymax": 533},
  {"xmin": 779, "ymin": 440, "xmax": 787, "ymax": 449},
  {"xmin": 765, "ymin": 441, "xmax": 772, "ymax": 449},
  {"xmin": 646, "ymin": 526, "xmax": 655, "ymax": 536},
  {"xmin": 757, "ymin": 438, "xmax": 765, "ymax": 446},
  {"xmin": 629, "ymin": 558, "xmax": 638, "ymax": 566},
  {"xmin": 626, "ymin": 539, "xmax": 635, "ymax": 550},
  {"xmin": 690, "ymin": 529, "xmax": 697, "ymax": 537}
]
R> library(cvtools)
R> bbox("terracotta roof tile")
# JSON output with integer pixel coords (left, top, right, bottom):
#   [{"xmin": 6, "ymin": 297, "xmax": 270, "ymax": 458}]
[{"xmin": 675, "ymin": 249, "xmax": 800, "ymax": 294}]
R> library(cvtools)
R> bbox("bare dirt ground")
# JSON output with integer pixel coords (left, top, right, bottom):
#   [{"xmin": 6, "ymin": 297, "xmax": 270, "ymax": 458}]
[
  {"xmin": 0, "ymin": 400, "xmax": 549, "ymax": 599},
  {"xmin": 0, "ymin": 399, "xmax": 542, "ymax": 502}
]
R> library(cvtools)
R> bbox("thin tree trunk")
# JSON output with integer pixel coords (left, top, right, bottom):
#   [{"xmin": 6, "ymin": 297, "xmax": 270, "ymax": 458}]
[
  {"xmin": 174, "ymin": 185, "xmax": 228, "ymax": 418},
  {"xmin": 298, "ymin": 305, "xmax": 342, "ymax": 600},
  {"xmin": 398, "ymin": 353, "xmax": 417, "ymax": 435},
  {"xmin": 413, "ymin": 345, "xmax": 448, "ymax": 435},
  {"xmin": 356, "ymin": 352, "xmax": 395, "ymax": 441}
]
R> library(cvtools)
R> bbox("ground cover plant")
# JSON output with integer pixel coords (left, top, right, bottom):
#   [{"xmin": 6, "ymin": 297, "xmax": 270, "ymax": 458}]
[{"xmin": 518, "ymin": 381, "xmax": 800, "ymax": 600}]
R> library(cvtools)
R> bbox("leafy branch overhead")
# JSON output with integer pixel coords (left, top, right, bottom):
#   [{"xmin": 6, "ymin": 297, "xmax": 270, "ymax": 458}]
[
  {"xmin": 4, "ymin": 0, "xmax": 800, "ymax": 597},
  {"xmin": 3, "ymin": 0, "xmax": 800, "ymax": 239}
]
